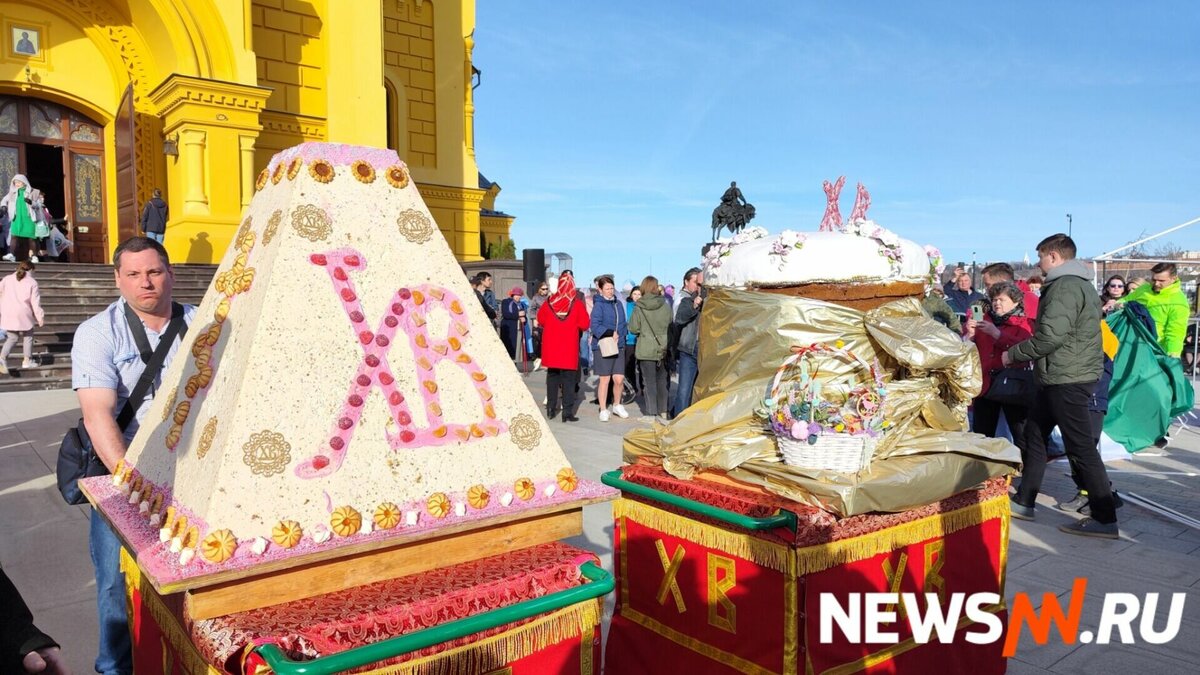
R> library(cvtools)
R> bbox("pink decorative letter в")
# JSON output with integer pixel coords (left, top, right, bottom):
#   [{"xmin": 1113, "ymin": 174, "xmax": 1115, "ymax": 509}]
[
  {"xmin": 849, "ymin": 182, "xmax": 871, "ymax": 222},
  {"xmin": 819, "ymin": 176, "xmax": 846, "ymax": 232}
]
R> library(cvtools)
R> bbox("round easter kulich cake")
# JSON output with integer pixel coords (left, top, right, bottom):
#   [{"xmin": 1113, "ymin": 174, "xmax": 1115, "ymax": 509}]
[{"xmin": 702, "ymin": 224, "xmax": 932, "ymax": 310}]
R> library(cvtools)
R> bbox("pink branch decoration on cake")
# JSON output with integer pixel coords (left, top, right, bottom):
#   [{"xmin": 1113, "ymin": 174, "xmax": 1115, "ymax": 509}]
[
  {"xmin": 849, "ymin": 182, "xmax": 871, "ymax": 222},
  {"xmin": 819, "ymin": 176, "xmax": 846, "ymax": 232}
]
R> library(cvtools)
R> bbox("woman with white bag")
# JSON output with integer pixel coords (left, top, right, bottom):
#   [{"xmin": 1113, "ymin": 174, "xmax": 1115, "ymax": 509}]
[{"xmin": 589, "ymin": 275, "xmax": 629, "ymax": 421}]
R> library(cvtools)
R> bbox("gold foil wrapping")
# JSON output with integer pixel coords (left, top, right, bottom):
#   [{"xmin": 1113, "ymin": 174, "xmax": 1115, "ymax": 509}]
[{"xmin": 624, "ymin": 289, "xmax": 1019, "ymax": 516}]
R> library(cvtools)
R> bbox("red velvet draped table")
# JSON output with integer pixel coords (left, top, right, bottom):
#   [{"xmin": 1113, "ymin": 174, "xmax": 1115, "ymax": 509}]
[
  {"xmin": 123, "ymin": 541, "xmax": 602, "ymax": 674},
  {"xmin": 606, "ymin": 465, "xmax": 1011, "ymax": 675}
]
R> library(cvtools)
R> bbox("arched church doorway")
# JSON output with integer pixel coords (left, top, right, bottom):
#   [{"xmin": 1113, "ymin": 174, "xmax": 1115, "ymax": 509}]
[{"xmin": 0, "ymin": 94, "xmax": 106, "ymax": 262}]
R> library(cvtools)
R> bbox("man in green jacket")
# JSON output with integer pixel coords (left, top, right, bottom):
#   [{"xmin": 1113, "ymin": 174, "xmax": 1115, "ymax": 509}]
[
  {"xmin": 1114, "ymin": 262, "xmax": 1190, "ymax": 357},
  {"xmin": 1003, "ymin": 233, "xmax": 1118, "ymax": 538}
]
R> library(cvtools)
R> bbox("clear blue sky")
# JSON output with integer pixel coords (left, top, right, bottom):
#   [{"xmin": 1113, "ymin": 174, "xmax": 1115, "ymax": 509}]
[{"xmin": 473, "ymin": 1, "xmax": 1199, "ymax": 286}]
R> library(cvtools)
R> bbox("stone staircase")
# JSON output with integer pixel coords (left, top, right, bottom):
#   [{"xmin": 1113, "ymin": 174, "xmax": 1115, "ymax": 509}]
[{"xmin": 0, "ymin": 262, "xmax": 215, "ymax": 392}]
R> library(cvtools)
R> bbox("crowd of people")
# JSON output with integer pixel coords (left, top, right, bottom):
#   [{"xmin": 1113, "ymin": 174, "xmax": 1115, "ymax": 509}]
[
  {"xmin": 942, "ymin": 235, "xmax": 1196, "ymax": 541},
  {"xmin": 0, "ymin": 175, "xmax": 170, "ymax": 266},
  {"xmin": 0, "ymin": 174, "xmax": 72, "ymax": 263},
  {"xmin": 3, "ymin": 228, "xmax": 1195, "ymax": 672},
  {"xmin": 469, "ymin": 267, "xmax": 707, "ymax": 423}
]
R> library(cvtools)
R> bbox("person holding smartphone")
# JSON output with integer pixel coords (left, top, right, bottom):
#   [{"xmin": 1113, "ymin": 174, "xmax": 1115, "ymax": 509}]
[
  {"xmin": 966, "ymin": 282, "xmax": 1034, "ymax": 443},
  {"xmin": 945, "ymin": 269, "xmax": 984, "ymax": 326}
]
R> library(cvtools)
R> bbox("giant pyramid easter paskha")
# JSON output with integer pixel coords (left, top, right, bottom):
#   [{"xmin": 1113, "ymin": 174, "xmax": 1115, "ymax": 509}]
[{"xmin": 84, "ymin": 143, "xmax": 611, "ymax": 586}]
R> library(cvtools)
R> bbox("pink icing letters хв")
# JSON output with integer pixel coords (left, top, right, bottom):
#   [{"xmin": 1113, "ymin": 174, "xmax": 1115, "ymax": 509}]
[{"xmin": 295, "ymin": 248, "xmax": 507, "ymax": 479}]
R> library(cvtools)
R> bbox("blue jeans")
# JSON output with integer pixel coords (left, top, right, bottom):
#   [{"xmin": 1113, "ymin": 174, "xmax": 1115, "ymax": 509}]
[
  {"xmin": 90, "ymin": 510, "xmax": 132, "ymax": 675},
  {"xmin": 673, "ymin": 351, "xmax": 698, "ymax": 418},
  {"xmin": 144, "ymin": 231, "xmax": 164, "ymax": 243}
]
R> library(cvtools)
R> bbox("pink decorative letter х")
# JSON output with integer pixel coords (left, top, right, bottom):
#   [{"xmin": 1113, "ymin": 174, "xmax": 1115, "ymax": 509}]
[
  {"xmin": 296, "ymin": 248, "xmax": 508, "ymax": 479},
  {"xmin": 820, "ymin": 176, "xmax": 846, "ymax": 232}
]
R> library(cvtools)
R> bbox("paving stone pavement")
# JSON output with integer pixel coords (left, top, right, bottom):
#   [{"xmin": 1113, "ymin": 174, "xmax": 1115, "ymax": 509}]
[{"xmin": 3, "ymin": 380, "xmax": 1200, "ymax": 674}]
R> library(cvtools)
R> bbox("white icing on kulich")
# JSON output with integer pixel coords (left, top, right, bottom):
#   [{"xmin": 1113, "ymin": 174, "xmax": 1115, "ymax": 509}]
[
  {"xmin": 179, "ymin": 548, "xmax": 195, "ymax": 565},
  {"xmin": 703, "ymin": 223, "xmax": 929, "ymax": 288},
  {"xmin": 500, "ymin": 492, "xmax": 514, "ymax": 507}
]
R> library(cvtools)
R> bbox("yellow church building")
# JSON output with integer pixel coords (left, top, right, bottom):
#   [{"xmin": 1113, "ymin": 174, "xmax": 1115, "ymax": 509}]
[{"xmin": 0, "ymin": 0, "xmax": 514, "ymax": 264}]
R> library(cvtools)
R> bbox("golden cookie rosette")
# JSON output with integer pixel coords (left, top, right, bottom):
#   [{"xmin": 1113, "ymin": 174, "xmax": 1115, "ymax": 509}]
[
  {"xmin": 201, "ymin": 529, "xmax": 238, "ymax": 563},
  {"xmin": 385, "ymin": 164, "xmax": 410, "ymax": 189},
  {"xmin": 467, "ymin": 485, "xmax": 490, "ymax": 510},
  {"xmin": 148, "ymin": 491, "xmax": 164, "ymax": 516},
  {"xmin": 351, "ymin": 160, "xmax": 376, "ymax": 184},
  {"xmin": 169, "ymin": 515, "xmax": 189, "ymax": 539},
  {"xmin": 163, "ymin": 506, "xmax": 178, "ymax": 530},
  {"xmin": 184, "ymin": 526, "xmax": 200, "ymax": 547},
  {"xmin": 309, "ymin": 158, "xmax": 335, "ymax": 183},
  {"xmin": 556, "ymin": 468, "xmax": 579, "ymax": 493},
  {"xmin": 373, "ymin": 503, "xmax": 402, "ymax": 530},
  {"xmin": 271, "ymin": 520, "xmax": 303, "ymax": 548},
  {"xmin": 172, "ymin": 400, "xmax": 191, "ymax": 426},
  {"xmin": 515, "ymin": 478, "xmax": 536, "ymax": 501},
  {"xmin": 427, "ymin": 492, "xmax": 451, "ymax": 519},
  {"xmin": 330, "ymin": 506, "xmax": 362, "ymax": 537}
]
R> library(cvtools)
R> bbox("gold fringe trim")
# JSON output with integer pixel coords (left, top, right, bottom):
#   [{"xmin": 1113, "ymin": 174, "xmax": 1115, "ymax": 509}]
[
  {"xmin": 358, "ymin": 599, "xmax": 601, "ymax": 675},
  {"xmin": 120, "ymin": 550, "xmax": 223, "ymax": 675},
  {"xmin": 614, "ymin": 495, "xmax": 1010, "ymax": 577},
  {"xmin": 120, "ymin": 550, "xmax": 599, "ymax": 675},
  {"xmin": 793, "ymin": 496, "xmax": 1010, "ymax": 576},
  {"xmin": 613, "ymin": 498, "xmax": 794, "ymax": 574},
  {"xmin": 783, "ymin": 573, "xmax": 799, "ymax": 675}
]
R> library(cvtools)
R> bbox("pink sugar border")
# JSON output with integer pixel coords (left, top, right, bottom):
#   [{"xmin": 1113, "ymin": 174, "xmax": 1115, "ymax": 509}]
[
  {"xmin": 82, "ymin": 475, "xmax": 614, "ymax": 586},
  {"xmin": 268, "ymin": 142, "xmax": 403, "ymax": 172}
]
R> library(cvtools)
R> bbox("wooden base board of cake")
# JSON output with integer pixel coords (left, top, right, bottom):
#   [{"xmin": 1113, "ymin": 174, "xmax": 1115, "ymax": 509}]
[
  {"xmin": 756, "ymin": 280, "xmax": 925, "ymax": 310},
  {"xmin": 183, "ymin": 507, "xmax": 583, "ymax": 620}
]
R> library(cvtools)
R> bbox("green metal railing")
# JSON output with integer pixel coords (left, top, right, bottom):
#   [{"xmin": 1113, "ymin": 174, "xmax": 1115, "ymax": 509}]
[
  {"xmin": 255, "ymin": 561, "xmax": 612, "ymax": 675},
  {"xmin": 601, "ymin": 469, "xmax": 797, "ymax": 532}
]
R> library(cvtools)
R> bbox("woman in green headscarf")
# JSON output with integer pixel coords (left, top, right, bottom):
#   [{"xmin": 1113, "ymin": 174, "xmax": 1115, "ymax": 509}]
[{"xmin": 1, "ymin": 174, "xmax": 38, "ymax": 262}]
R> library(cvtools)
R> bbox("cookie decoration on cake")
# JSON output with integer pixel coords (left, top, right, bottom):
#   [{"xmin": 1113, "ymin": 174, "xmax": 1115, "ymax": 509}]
[
  {"xmin": 271, "ymin": 520, "xmax": 303, "ymax": 548},
  {"xmin": 330, "ymin": 506, "xmax": 362, "ymax": 537},
  {"xmin": 201, "ymin": 529, "xmax": 238, "ymax": 563}
]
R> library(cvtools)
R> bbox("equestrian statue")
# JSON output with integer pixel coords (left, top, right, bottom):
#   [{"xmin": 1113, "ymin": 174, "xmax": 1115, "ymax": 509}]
[{"xmin": 711, "ymin": 181, "xmax": 756, "ymax": 242}]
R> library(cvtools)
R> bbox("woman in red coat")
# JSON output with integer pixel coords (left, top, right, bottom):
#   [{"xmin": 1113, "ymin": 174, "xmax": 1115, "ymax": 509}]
[
  {"xmin": 967, "ymin": 281, "xmax": 1035, "ymax": 445},
  {"xmin": 537, "ymin": 270, "xmax": 590, "ymax": 422}
]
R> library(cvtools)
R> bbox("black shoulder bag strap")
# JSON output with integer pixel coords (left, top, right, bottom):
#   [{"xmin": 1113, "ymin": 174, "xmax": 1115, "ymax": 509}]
[{"xmin": 117, "ymin": 302, "xmax": 188, "ymax": 431}]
